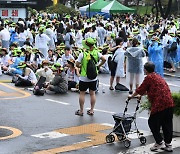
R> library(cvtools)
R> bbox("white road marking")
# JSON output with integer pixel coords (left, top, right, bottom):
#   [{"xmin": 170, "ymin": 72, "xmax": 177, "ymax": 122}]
[
  {"xmin": 86, "ymin": 108, "xmax": 115, "ymax": 114},
  {"xmin": 99, "ymin": 82, "xmax": 110, "ymax": 87},
  {"xmin": 31, "ymin": 132, "xmax": 69, "ymax": 139},
  {"xmin": 45, "ymin": 99, "xmax": 70, "ymax": 105},
  {"xmin": 100, "ymin": 82, "xmax": 180, "ymax": 89},
  {"xmin": 101, "ymin": 123, "xmax": 114, "ymax": 127},
  {"xmin": 118, "ymin": 137, "xmax": 180, "ymax": 154},
  {"xmin": 167, "ymin": 82, "xmax": 180, "ymax": 88}
]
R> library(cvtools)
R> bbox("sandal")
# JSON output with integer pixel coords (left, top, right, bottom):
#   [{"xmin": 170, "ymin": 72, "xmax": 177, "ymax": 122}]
[
  {"xmin": 169, "ymin": 69, "xmax": 176, "ymax": 73},
  {"xmin": 87, "ymin": 110, "xmax": 94, "ymax": 116},
  {"xmin": 109, "ymin": 87, "xmax": 114, "ymax": 90},
  {"xmin": 75, "ymin": 110, "xmax": 83, "ymax": 116}
]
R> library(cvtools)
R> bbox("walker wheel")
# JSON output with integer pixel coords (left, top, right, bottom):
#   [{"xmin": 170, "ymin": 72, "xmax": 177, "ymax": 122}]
[
  {"xmin": 117, "ymin": 134, "xmax": 125, "ymax": 141},
  {"xmin": 124, "ymin": 139, "xmax": 131, "ymax": 148},
  {"xmin": 106, "ymin": 134, "xmax": 115, "ymax": 143},
  {"xmin": 140, "ymin": 136, "xmax": 146, "ymax": 145}
]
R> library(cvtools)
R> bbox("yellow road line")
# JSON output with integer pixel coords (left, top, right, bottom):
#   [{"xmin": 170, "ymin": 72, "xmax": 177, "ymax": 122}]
[
  {"xmin": 0, "ymin": 126, "xmax": 22, "ymax": 140},
  {"xmin": 34, "ymin": 124, "xmax": 114, "ymax": 154},
  {"xmin": 0, "ymin": 80, "xmax": 12, "ymax": 83},
  {"xmin": 0, "ymin": 83, "xmax": 31, "ymax": 100}
]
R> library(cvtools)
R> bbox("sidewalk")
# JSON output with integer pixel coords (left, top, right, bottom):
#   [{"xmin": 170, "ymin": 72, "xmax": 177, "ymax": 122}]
[{"xmin": 164, "ymin": 68, "xmax": 180, "ymax": 78}]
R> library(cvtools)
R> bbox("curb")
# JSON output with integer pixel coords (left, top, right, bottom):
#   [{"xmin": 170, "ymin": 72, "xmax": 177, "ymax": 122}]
[{"xmin": 164, "ymin": 73, "xmax": 180, "ymax": 78}]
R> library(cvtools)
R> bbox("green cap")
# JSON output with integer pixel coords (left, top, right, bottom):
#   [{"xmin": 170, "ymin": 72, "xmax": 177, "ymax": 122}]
[
  {"xmin": 82, "ymin": 37, "xmax": 96, "ymax": 50},
  {"xmin": 17, "ymin": 62, "xmax": 27, "ymax": 68}
]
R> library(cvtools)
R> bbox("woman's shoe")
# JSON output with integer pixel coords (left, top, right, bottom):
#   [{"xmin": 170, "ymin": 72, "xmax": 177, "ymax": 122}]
[
  {"xmin": 129, "ymin": 90, "xmax": 133, "ymax": 95},
  {"xmin": 109, "ymin": 87, "xmax": 114, "ymax": 90}
]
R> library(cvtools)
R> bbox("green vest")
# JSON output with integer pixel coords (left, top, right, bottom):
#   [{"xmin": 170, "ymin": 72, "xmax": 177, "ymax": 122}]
[{"xmin": 81, "ymin": 49, "xmax": 99, "ymax": 77}]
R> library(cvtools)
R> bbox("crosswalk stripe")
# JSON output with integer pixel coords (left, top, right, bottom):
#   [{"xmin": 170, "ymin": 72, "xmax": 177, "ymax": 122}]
[{"xmin": 118, "ymin": 137, "xmax": 180, "ymax": 154}]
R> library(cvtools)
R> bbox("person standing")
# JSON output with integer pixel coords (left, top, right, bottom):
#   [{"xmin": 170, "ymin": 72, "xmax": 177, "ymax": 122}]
[
  {"xmin": 35, "ymin": 26, "xmax": 50, "ymax": 58},
  {"xmin": 75, "ymin": 38, "xmax": 106, "ymax": 116},
  {"xmin": 0, "ymin": 25, "xmax": 10, "ymax": 49},
  {"xmin": 125, "ymin": 38, "xmax": 146, "ymax": 94},
  {"xmin": 109, "ymin": 37, "xmax": 125, "ymax": 90},
  {"xmin": 148, "ymin": 37, "xmax": 164, "ymax": 77},
  {"xmin": 128, "ymin": 62, "xmax": 174, "ymax": 152}
]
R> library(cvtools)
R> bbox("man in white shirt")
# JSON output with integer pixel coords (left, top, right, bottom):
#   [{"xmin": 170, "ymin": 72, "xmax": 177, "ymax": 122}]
[{"xmin": 0, "ymin": 25, "xmax": 10, "ymax": 49}]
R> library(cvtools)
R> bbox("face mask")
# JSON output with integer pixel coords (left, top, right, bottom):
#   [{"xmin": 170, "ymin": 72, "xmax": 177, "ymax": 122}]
[{"xmin": 44, "ymin": 66, "xmax": 48, "ymax": 69}]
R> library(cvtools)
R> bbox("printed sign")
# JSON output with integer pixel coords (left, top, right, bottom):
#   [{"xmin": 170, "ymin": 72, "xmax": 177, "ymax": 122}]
[{"xmin": 0, "ymin": 8, "xmax": 26, "ymax": 19}]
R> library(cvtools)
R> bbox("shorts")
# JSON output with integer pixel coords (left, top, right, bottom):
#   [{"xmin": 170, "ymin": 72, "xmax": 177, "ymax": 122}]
[
  {"xmin": 110, "ymin": 63, "xmax": 117, "ymax": 77},
  {"xmin": 79, "ymin": 80, "xmax": 97, "ymax": 92}
]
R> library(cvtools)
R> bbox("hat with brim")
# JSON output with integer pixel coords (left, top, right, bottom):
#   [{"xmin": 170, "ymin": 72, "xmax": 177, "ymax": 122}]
[
  {"xmin": 65, "ymin": 15, "xmax": 71, "ymax": 19},
  {"xmin": 111, "ymin": 33, "xmax": 116, "ymax": 39},
  {"xmin": 67, "ymin": 59, "xmax": 75, "ymax": 66},
  {"xmin": 32, "ymin": 48, "xmax": 40, "ymax": 53},
  {"xmin": 103, "ymin": 44, "xmax": 109, "ymax": 49},
  {"xmin": 169, "ymin": 32, "xmax": 175, "ymax": 37},
  {"xmin": 39, "ymin": 26, "xmax": 46, "ymax": 33},
  {"xmin": 177, "ymin": 31, "xmax": 180, "ymax": 36},
  {"xmin": 52, "ymin": 63, "xmax": 63, "ymax": 71},
  {"xmin": 139, "ymin": 24, "xmax": 145, "ymax": 27},
  {"xmin": 42, "ymin": 60, "xmax": 49, "ymax": 65},
  {"xmin": 152, "ymin": 37, "xmax": 161, "ymax": 43},
  {"xmin": 16, "ymin": 49, "xmax": 22, "ymax": 54},
  {"xmin": 148, "ymin": 30, "xmax": 154, "ymax": 36},
  {"xmin": 82, "ymin": 38, "xmax": 95, "ymax": 50},
  {"xmin": 25, "ymin": 47, "xmax": 32, "ymax": 53},
  {"xmin": 17, "ymin": 62, "xmax": 27, "ymax": 68},
  {"xmin": 132, "ymin": 29, "xmax": 139, "ymax": 35},
  {"xmin": 1, "ymin": 48, "xmax": 8, "ymax": 54}
]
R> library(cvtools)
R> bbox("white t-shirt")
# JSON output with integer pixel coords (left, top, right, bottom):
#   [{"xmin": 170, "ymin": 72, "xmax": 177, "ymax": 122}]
[
  {"xmin": 77, "ymin": 52, "xmax": 102, "ymax": 82},
  {"xmin": 61, "ymin": 54, "xmax": 74, "ymax": 66},
  {"xmin": 0, "ymin": 28, "xmax": 10, "ymax": 41},
  {"xmin": 35, "ymin": 33, "xmax": 50, "ymax": 49}
]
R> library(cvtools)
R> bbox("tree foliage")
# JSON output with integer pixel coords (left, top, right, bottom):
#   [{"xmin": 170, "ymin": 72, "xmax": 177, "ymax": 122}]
[{"xmin": 46, "ymin": 3, "xmax": 78, "ymax": 15}]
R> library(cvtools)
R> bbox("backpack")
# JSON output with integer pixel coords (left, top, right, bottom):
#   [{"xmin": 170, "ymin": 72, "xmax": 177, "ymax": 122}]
[
  {"xmin": 168, "ymin": 42, "xmax": 177, "ymax": 53},
  {"xmin": 33, "ymin": 88, "xmax": 45, "ymax": 96},
  {"xmin": 69, "ymin": 34, "xmax": 75, "ymax": 45},
  {"xmin": 86, "ymin": 54, "xmax": 97, "ymax": 80},
  {"xmin": 115, "ymin": 83, "xmax": 129, "ymax": 91},
  {"xmin": 33, "ymin": 76, "xmax": 46, "ymax": 96},
  {"xmin": 108, "ymin": 55, "xmax": 117, "ymax": 71}
]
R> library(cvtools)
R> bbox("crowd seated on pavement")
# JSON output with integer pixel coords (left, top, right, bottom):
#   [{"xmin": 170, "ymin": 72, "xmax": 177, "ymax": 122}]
[{"xmin": 0, "ymin": 12, "xmax": 179, "ymax": 94}]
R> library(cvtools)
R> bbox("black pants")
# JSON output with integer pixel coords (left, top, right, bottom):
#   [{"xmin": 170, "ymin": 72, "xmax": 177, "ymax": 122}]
[
  {"xmin": 15, "ymin": 78, "xmax": 32, "ymax": 87},
  {"xmin": 148, "ymin": 107, "xmax": 173, "ymax": 144},
  {"xmin": 68, "ymin": 81, "xmax": 77, "ymax": 90}
]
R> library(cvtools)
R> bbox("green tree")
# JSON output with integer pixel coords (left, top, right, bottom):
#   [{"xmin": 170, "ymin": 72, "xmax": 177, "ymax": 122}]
[
  {"xmin": 145, "ymin": 0, "xmax": 173, "ymax": 19},
  {"xmin": 46, "ymin": 3, "xmax": 78, "ymax": 15}
]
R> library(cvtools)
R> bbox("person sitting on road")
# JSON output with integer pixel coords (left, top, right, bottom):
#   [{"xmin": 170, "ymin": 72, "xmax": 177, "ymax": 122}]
[
  {"xmin": 0, "ymin": 48, "xmax": 10, "ymax": 72},
  {"xmin": 66, "ymin": 59, "xmax": 80, "ymax": 91},
  {"xmin": 15, "ymin": 62, "xmax": 37, "ymax": 87},
  {"xmin": 45, "ymin": 63, "xmax": 68, "ymax": 94},
  {"xmin": 36, "ymin": 60, "xmax": 54, "ymax": 83}
]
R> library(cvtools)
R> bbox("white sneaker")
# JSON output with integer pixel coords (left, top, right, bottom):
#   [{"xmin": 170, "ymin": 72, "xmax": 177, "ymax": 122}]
[
  {"xmin": 150, "ymin": 142, "xmax": 165, "ymax": 151},
  {"xmin": 163, "ymin": 143, "xmax": 173, "ymax": 152}
]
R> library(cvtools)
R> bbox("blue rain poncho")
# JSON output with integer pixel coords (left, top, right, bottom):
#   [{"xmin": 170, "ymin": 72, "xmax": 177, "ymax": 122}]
[{"xmin": 148, "ymin": 42, "xmax": 164, "ymax": 77}]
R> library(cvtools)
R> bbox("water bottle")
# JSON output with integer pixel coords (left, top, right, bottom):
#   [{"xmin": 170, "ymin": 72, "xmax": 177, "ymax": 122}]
[
  {"xmin": 0, "ymin": 65, "xmax": 2, "ymax": 76},
  {"xmin": 102, "ymin": 84, "xmax": 105, "ymax": 93}
]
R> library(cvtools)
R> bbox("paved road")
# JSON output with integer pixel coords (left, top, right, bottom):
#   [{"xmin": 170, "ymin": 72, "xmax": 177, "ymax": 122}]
[{"xmin": 0, "ymin": 74, "xmax": 180, "ymax": 154}]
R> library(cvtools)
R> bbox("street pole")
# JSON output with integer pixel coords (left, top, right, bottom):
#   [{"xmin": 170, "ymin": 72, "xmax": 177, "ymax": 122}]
[{"xmin": 89, "ymin": 0, "xmax": 90, "ymax": 18}]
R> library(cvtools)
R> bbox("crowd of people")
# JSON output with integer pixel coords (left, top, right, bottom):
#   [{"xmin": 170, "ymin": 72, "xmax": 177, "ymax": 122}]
[{"xmin": 0, "ymin": 12, "xmax": 179, "ymax": 152}]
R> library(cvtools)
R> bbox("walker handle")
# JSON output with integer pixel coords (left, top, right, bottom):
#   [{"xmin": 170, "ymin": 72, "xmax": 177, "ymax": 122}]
[{"xmin": 123, "ymin": 99, "xmax": 129, "ymax": 115}]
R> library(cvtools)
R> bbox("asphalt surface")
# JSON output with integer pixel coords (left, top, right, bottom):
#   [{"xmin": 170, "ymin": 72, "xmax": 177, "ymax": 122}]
[{"xmin": 0, "ymin": 73, "xmax": 180, "ymax": 154}]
